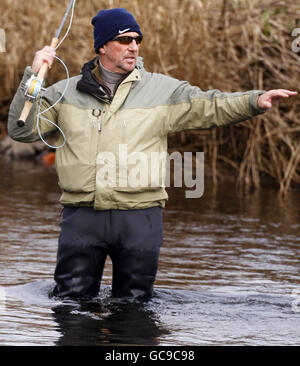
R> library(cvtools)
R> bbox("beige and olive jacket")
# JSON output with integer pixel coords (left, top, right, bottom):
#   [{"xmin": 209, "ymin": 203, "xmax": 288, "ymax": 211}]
[{"xmin": 8, "ymin": 57, "xmax": 265, "ymax": 210}]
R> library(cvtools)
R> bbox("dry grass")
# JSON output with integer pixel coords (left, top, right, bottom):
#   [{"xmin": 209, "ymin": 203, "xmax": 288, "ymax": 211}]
[{"xmin": 0, "ymin": 0, "xmax": 300, "ymax": 194}]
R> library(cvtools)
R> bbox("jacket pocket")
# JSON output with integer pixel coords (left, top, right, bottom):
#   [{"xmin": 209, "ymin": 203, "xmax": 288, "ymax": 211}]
[
  {"xmin": 113, "ymin": 186, "xmax": 163, "ymax": 194},
  {"xmin": 56, "ymin": 162, "xmax": 96, "ymax": 193}
]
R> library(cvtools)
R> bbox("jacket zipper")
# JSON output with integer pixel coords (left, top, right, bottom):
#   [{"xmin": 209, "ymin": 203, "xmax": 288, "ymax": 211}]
[{"xmin": 92, "ymin": 109, "xmax": 102, "ymax": 132}]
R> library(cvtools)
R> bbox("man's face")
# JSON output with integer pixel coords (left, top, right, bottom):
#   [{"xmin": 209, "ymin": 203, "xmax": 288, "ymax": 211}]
[{"xmin": 99, "ymin": 32, "xmax": 141, "ymax": 74}]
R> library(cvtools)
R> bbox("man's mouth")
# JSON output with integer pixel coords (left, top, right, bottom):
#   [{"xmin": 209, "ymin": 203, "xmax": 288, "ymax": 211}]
[{"xmin": 125, "ymin": 55, "xmax": 136, "ymax": 61}]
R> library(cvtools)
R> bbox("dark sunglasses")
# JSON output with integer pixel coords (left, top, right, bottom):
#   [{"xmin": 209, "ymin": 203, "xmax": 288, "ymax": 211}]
[{"xmin": 111, "ymin": 35, "xmax": 143, "ymax": 45}]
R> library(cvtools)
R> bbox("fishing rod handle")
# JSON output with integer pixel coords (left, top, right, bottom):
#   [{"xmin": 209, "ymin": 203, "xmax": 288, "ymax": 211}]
[
  {"xmin": 17, "ymin": 37, "xmax": 59, "ymax": 127},
  {"xmin": 36, "ymin": 37, "xmax": 59, "ymax": 79}
]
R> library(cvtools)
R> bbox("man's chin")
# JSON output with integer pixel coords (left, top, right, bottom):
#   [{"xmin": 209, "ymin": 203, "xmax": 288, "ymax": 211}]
[
  {"xmin": 116, "ymin": 60, "xmax": 136, "ymax": 74},
  {"xmin": 124, "ymin": 59, "xmax": 137, "ymax": 71}
]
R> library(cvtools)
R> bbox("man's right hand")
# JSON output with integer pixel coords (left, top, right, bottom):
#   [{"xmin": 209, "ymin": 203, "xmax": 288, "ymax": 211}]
[{"xmin": 31, "ymin": 46, "xmax": 56, "ymax": 74}]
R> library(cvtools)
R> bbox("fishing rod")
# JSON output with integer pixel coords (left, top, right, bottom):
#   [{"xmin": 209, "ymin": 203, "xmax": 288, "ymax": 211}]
[{"xmin": 17, "ymin": 0, "xmax": 76, "ymax": 128}]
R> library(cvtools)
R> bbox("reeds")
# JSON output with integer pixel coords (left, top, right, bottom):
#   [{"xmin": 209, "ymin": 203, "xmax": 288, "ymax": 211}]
[{"xmin": 0, "ymin": 0, "xmax": 300, "ymax": 194}]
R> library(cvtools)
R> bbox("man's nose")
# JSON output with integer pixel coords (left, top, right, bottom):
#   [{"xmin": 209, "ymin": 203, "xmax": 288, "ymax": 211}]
[{"xmin": 128, "ymin": 40, "xmax": 139, "ymax": 51}]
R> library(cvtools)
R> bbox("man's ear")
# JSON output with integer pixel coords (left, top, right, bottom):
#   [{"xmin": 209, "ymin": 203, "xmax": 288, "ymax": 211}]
[{"xmin": 99, "ymin": 46, "xmax": 106, "ymax": 55}]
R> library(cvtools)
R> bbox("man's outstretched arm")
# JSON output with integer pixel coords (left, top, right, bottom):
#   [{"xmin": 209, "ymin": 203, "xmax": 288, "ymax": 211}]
[{"xmin": 166, "ymin": 82, "xmax": 298, "ymax": 133}]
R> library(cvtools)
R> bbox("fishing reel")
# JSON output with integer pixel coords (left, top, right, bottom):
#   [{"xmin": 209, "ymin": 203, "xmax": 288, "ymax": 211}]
[
  {"xmin": 17, "ymin": 0, "xmax": 76, "ymax": 131},
  {"xmin": 23, "ymin": 74, "xmax": 46, "ymax": 102}
]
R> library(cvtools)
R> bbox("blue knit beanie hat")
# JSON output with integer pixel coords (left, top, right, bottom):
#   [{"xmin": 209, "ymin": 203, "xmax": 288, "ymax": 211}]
[{"xmin": 92, "ymin": 8, "xmax": 143, "ymax": 53}]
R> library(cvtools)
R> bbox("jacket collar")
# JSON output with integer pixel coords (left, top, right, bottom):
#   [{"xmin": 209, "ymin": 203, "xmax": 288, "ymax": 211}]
[{"xmin": 76, "ymin": 56, "xmax": 143, "ymax": 103}]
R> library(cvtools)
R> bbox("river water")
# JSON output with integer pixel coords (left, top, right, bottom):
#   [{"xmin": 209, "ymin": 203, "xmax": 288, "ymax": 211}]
[{"xmin": 0, "ymin": 156, "xmax": 299, "ymax": 346}]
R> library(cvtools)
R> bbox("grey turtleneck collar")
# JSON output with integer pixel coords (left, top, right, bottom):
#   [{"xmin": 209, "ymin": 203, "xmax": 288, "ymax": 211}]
[{"xmin": 98, "ymin": 58, "xmax": 130, "ymax": 96}]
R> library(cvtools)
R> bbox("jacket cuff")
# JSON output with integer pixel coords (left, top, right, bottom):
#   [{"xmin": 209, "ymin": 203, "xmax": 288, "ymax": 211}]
[
  {"xmin": 249, "ymin": 91, "xmax": 267, "ymax": 115},
  {"xmin": 20, "ymin": 66, "xmax": 36, "ymax": 90}
]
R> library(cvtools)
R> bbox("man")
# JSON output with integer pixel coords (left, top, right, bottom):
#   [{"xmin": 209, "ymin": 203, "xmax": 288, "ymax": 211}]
[{"xmin": 8, "ymin": 8, "xmax": 297, "ymax": 300}]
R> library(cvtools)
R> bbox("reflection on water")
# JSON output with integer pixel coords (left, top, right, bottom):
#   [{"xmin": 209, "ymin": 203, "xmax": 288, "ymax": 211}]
[
  {"xmin": 0, "ymin": 157, "xmax": 299, "ymax": 345},
  {"xmin": 52, "ymin": 293, "xmax": 168, "ymax": 346}
]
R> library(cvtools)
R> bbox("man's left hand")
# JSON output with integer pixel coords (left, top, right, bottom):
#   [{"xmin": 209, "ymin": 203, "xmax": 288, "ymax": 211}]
[{"xmin": 258, "ymin": 89, "xmax": 298, "ymax": 110}]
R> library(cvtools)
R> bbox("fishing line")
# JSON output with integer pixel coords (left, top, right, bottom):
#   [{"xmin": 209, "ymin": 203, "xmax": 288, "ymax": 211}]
[
  {"xmin": 37, "ymin": 55, "xmax": 69, "ymax": 149},
  {"xmin": 36, "ymin": 0, "xmax": 76, "ymax": 149},
  {"xmin": 55, "ymin": 0, "xmax": 76, "ymax": 50}
]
